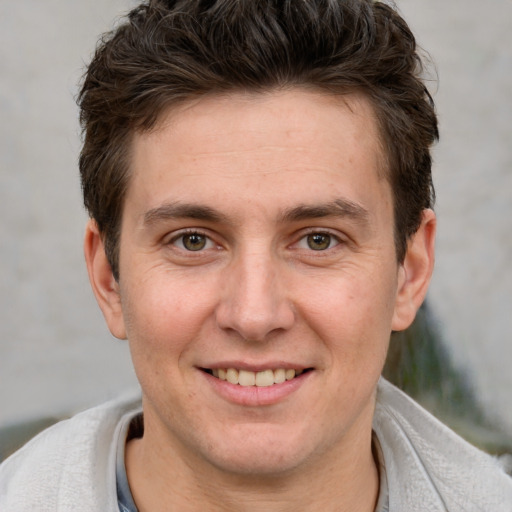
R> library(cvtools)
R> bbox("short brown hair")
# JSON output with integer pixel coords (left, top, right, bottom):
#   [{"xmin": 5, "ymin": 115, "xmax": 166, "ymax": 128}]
[{"xmin": 79, "ymin": 0, "xmax": 438, "ymax": 280}]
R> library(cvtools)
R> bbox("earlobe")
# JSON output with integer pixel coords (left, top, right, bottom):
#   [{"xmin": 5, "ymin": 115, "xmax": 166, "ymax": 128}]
[
  {"xmin": 84, "ymin": 219, "xmax": 127, "ymax": 340},
  {"xmin": 391, "ymin": 209, "xmax": 436, "ymax": 331}
]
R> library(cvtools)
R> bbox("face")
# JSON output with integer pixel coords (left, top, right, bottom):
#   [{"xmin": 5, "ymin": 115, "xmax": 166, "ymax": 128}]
[{"xmin": 87, "ymin": 89, "xmax": 434, "ymax": 478}]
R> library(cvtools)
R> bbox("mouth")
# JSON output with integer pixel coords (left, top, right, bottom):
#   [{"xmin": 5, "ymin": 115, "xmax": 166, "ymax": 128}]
[{"xmin": 201, "ymin": 367, "xmax": 313, "ymax": 387}]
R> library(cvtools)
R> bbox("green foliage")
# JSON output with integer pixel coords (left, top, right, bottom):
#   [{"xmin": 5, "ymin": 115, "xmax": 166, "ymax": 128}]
[
  {"xmin": 384, "ymin": 303, "xmax": 512, "ymax": 456},
  {"xmin": 2, "ymin": 302, "xmax": 511, "ymax": 464}
]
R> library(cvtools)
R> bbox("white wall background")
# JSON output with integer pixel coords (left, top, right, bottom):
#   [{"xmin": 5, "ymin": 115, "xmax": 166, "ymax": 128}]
[{"xmin": 1, "ymin": 1, "xmax": 511, "ymax": 430}]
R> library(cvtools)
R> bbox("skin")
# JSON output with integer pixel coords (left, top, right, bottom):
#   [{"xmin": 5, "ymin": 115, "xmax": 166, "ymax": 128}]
[{"xmin": 85, "ymin": 89, "xmax": 436, "ymax": 511}]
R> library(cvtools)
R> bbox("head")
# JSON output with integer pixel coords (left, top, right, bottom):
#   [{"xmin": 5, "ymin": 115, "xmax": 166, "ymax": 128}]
[
  {"xmin": 81, "ymin": 0, "xmax": 437, "ymax": 486},
  {"xmin": 79, "ymin": 0, "xmax": 438, "ymax": 282}
]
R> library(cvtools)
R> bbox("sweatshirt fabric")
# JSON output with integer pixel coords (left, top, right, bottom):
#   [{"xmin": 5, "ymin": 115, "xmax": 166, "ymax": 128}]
[{"xmin": 1, "ymin": 379, "xmax": 511, "ymax": 511}]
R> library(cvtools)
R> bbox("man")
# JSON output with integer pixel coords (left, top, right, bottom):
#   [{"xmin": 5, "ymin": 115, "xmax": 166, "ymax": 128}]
[{"xmin": 1, "ymin": 0, "xmax": 511, "ymax": 510}]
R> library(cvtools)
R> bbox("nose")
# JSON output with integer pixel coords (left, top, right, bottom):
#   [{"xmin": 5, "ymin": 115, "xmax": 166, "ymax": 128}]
[{"xmin": 215, "ymin": 248, "xmax": 295, "ymax": 342}]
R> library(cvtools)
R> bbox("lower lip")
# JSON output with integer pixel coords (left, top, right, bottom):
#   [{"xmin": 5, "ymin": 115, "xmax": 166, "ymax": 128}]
[{"xmin": 200, "ymin": 370, "xmax": 312, "ymax": 406}]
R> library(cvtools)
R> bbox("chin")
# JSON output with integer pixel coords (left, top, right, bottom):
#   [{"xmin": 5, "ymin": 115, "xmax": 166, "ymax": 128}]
[
  {"xmin": 199, "ymin": 426, "xmax": 318, "ymax": 477},
  {"xmin": 209, "ymin": 450, "xmax": 306, "ymax": 478}
]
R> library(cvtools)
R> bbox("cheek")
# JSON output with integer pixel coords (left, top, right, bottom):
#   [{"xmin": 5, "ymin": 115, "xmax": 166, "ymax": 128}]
[
  {"xmin": 120, "ymin": 274, "xmax": 219, "ymax": 364},
  {"xmin": 296, "ymin": 270, "xmax": 395, "ymax": 359},
  {"xmin": 302, "ymin": 269, "xmax": 396, "ymax": 322}
]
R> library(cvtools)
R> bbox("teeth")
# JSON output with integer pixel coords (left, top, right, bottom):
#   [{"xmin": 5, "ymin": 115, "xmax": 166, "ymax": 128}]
[
  {"xmin": 238, "ymin": 370, "xmax": 256, "ymax": 386},
  {"xmin": 273, "ymin": 368, "xmax": 286, "ymax": 384},
  {"xmin": 213, "ymin": 368, "xmax": 305, "ymax": 387},
  {"xmin": 255, "ymin": 369, "xmax": 274, "ymax": 387},
  {"xmin": 226, "ymin": 368, "xmax": 239, "ymax": 385},
  {"xmin": 285, "ymin": 369, "xmax": 296, "ymax": 380}
]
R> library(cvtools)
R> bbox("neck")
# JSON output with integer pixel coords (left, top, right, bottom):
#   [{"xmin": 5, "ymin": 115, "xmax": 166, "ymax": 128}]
[{"xmin": 125, "ymin": 423, "xmax": 379, "ymax": 512}]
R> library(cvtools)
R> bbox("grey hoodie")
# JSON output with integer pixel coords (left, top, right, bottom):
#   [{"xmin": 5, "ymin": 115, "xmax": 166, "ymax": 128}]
[{"xmin": 1, "ymin": 379, "xmax": 511, "ymax": 511}]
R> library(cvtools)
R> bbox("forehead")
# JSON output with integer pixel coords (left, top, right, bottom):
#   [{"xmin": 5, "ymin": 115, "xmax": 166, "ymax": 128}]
[
  {"xmin": 149, "ymin": 89, "xmax": 383, "ymax": 161},
  {"xmin": 125, "ymin": 89, "xmax": 390, "ymax": 223}
]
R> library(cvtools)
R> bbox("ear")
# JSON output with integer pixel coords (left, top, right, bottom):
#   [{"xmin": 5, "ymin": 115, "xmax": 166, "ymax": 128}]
[
  {"xmin": 84, "ymin": 219, "xmax": 127, "ymax": 340},
  {"xmin": 391, "ymin": 209, "xmax": 436, "ymax": 331}
]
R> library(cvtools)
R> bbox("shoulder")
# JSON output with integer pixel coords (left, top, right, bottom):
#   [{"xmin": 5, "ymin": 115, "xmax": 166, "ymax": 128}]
[
  {"xmin": 374, "ymin": 378, "xmax": 512, "ymax": 512},
  {"xmin": 0, "ymin": 394, "xmax": 142, "ymax": 512}
]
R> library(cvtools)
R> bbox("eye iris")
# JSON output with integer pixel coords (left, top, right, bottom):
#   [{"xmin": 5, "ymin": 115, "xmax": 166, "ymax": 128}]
[
  {"xmin": 183, "ymin": 233, "xmax": 207, "ymax": 251},
  {"xmin": 307, "ymin": 233, "xmax": 331, "ymax": 250}
]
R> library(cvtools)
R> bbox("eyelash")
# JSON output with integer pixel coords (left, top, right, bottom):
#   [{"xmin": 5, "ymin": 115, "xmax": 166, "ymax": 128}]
[
  {"xmin": 295, "ymin": 230, "xmax": 343, "ymax": 252},
  {"xmin": 168, "ymin": 230, "xmax": 216, "ymax": 252},
  {"xmin": 167, "ymin": 229, "xmax": 343, "ymax": 253}
]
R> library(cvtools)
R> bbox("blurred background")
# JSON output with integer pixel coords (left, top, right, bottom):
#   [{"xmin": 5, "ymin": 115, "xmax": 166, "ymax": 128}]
[{"xmin": 1, "ymin": 0, "xmax": 511, "ymax": 457}]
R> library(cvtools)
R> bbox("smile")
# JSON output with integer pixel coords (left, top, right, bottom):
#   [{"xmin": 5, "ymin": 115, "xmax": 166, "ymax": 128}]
[{"xmin": 203, "ymin": 368, "xmax": 309, "ymax": 387}]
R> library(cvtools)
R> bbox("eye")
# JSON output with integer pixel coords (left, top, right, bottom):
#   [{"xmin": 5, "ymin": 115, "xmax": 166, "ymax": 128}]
[
  {"xmin": 297, "ymin": 232, "xmax": 340, "ymax": 251},
  {"xmin": 172, "ymin": 232, "xmax": 214, "ymax": 251}
]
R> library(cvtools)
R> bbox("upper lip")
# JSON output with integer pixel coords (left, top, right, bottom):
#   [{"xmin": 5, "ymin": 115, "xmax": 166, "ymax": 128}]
[{"xmin": 199, "ymin": 361, "xmax": 311, "ymax": 372}]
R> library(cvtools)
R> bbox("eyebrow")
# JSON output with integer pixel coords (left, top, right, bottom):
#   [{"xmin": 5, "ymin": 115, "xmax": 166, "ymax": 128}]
[
  {"xmin": 280, "ymin": 199, "xmax": 370, "ymax": 224},
  {"xmin": 143, "ymin": 202, "xmax": 229, "ymax": 226},
  {"xmin": 142, "ymin": 198, "xmax": 369, "ymax": 227}
]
